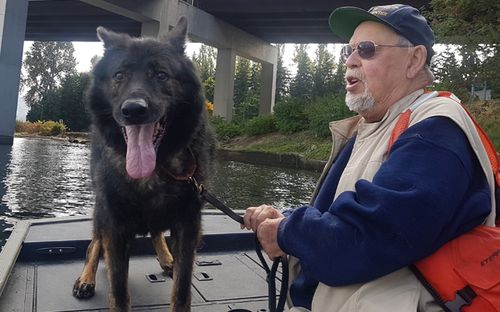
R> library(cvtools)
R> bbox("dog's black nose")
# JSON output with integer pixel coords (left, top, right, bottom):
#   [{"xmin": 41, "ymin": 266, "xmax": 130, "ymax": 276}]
[{"xmin": 121, "ymin": 99, "xmax": 148, "ymax": 119}]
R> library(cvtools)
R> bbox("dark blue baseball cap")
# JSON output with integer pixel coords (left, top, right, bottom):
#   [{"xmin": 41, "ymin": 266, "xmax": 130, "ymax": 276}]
[{"xmin": 329, "ymin": 4, "xmax": 435, "ymax": 64}]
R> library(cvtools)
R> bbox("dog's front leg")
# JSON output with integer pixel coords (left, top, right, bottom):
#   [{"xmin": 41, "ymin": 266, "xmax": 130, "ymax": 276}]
[
  {"xmin": 170, "ymin": 224, "xmax": 200, "ymax": 312},
  {"xmin": 73, "ymin": 234, "xmax": 102, "ymax": 298},
  {"xmin": 102, "ymin": 230, "xmax": 132, "ymax": 312},
  {"xmin": 151, "ymin": 231, "xmax": 174, "ymax": 276}
]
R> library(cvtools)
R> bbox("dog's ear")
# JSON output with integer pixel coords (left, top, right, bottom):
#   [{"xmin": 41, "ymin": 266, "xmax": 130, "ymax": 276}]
[
  {"xmin": 96, "ymin": 27, "xmax": 128, "ymax": 49},
  {"xmin": 161, "ymin": 16, "xmax": 188, "ymax": 54}
]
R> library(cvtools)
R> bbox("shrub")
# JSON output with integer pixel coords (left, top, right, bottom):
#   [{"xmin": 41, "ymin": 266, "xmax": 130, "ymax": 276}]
[
  {"xmin": 39, "ymin": 120, "xmax": 67, "ymax": 136},
  {"xmin": 273, "ymin": 97, "xmax": 309, "ymax": 134},
  {"xmin": 16, "ymin": 120, "xmax": 41, "ymax": 134},
  {"xmin": 209, "ymin": 116, "xmax": 242, "ymax": 141},
  {"xmin": 16, "ymin": 120, "xmax": 67, "ymax": 136},
  {"xmin": 307, "ymin": 95, "xmax": 354, "ymax": 137},
  {"xmin": 243, "ymin": 115, "xmax": 277, "ymax": 136}
]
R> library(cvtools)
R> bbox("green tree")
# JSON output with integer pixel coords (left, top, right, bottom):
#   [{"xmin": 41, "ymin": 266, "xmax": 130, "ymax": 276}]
[
  {"xmin": 26, "ymin": 73, "xmax": 92, "ymax": 131},
  {"xmin": 312, "ymin": 44, "xmax": 336, "ymax": 98},
  {"xmin": 234, "ymin": 56, "xmax": 252, "ymax": 105},
  {"xmin": 22, "ymin": 41, "xmax": 77, "ymax": 119},
  {"xmin": 480, "ymin": 46, "xmax": 500, "ymax": 98},
  {"xmin": 250, "ymin": 62, "xmax": 262, "ymax": 94},
  {"xmin": 192, "ymin": 44, "xmax": 217, "ymax": 102},
  {"xmin": 425, "ymin": 0, "xmax": 500, "ymax": 98},
  {"xmin": 26, "ymin": 90, "xmax": 62, "ymax": 122},
  {"xmin": 275, "ymin": 44, "xmax": 290, "ymax": 103},
  {"xmin": 59, "ymin": 73, "xmax": 91, "ymax": 131},
  {"xmin": 332, "ymin": 59, "xmax": 346, "ymax": 95},
  {"xmin": 431, "ymin": 49, "xmax": 463, "ymax": 93},
  {"xmin": 289, "ymin": 44, "xmax": 314, "ymax": 102},
  {"xmin": 425, "ymin": 0, "xmax": 499, "ymax": 45},
  {"xmin": 203, "ymin": 76, "xmax": 215, "ymax": 104},
  {"xmin": 233, "ymin": 56, "xmax": 261, "ymax": 122}
]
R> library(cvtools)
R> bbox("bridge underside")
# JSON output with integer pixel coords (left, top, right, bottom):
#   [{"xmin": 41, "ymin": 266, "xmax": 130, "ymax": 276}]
[{"xmin": 0, "ymin": 0, "xmax": 430, "ymax": 145}]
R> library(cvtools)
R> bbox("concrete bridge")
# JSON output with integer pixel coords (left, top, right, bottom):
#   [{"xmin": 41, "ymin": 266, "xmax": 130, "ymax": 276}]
[{"xmin": 0, "ymin": 0, "xmax": 429, "ymax": 145}]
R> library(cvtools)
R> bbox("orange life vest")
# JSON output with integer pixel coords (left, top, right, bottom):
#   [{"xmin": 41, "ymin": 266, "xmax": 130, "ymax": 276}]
[{"xmin": 388, "ymin": 91, "xmax": 500, "ymax": 312}]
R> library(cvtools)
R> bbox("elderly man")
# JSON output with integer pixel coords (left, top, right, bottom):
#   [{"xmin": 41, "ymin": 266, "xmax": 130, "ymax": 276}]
[{"xmin": 242, "ymin": 4, "xmax": 496, "ymax": 312}]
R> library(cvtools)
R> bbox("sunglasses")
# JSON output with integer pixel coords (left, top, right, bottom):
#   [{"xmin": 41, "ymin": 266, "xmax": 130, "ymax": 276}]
[{"xmin": 341, "ymin": 40, "xmax": 412, "ymax": 60}]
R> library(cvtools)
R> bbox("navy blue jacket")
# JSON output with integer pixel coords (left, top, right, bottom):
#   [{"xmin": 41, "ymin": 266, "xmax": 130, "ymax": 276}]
[{"xmin": 277, "ymin": 116, "xmax": 491, "ymax": 309}]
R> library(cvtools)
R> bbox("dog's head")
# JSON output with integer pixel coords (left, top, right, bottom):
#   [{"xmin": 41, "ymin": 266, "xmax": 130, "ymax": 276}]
[{"xmin": 90, "ymin": 17, "xmax": 205, "ymax": 180}]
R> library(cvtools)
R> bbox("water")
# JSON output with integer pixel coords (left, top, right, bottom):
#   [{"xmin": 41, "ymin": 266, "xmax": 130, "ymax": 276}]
[{"xmin": 0, "ymin": 137, "xmax": 321, "ymax": 249}]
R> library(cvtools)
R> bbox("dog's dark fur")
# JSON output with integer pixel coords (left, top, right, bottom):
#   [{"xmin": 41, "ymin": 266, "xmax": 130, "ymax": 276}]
[{"xmin": 72, "ymin": 18, "xmax": 216, "ymax": 312}]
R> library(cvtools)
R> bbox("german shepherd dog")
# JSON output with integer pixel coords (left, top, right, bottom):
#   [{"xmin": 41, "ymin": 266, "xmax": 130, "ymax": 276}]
[{"xmin": 72, "ymin": 17, "xmax": 215, "ymax": 312}]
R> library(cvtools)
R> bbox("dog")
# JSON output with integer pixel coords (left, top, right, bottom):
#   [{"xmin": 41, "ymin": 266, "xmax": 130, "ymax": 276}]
[{"xmin": 72, "ymin": 17, "xmax": 216, "ymax": 312}]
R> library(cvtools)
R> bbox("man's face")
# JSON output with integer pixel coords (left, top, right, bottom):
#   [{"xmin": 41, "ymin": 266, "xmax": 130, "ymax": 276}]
[{"xmin": 344, "ymin": 21, "xmax": 412, "ymax": 122}]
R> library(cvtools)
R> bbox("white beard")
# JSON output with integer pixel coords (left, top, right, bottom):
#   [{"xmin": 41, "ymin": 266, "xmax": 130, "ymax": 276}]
[{"xmin": 345, "ymin": 80, "xmax": 375, "ymax": 114}]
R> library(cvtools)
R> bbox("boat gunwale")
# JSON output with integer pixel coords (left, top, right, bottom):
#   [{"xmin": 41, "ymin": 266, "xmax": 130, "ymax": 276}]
[{"xmin": 0, "ymin": 220, "xmax": 30, "ymax": 296}]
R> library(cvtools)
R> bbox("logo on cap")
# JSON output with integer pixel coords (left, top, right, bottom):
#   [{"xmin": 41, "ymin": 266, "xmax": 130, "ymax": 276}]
[
  {"xmin": 370, "ymin": 10, "xmax": 388, "ymax": 16},
  {"xmin": 369, "ymin": 4, "xmax": 403, "ymax": 17}
]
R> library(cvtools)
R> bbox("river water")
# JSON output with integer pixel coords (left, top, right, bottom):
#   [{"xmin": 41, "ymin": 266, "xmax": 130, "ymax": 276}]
[{"xmin": 0, "ymin": 137, "xmax": 321, "ymax": 249}]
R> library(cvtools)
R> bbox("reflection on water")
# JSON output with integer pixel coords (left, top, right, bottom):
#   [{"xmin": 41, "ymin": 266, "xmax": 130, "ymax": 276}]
[{"xmin": 0, "ymin": 137, "xmax": 320, "ymax": 249}]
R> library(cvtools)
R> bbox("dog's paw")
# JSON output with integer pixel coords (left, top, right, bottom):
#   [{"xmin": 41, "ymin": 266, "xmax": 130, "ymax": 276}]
[
  {"xmin": 161, "ymin": 265, "xmax": 174, "ymax": 278},
  {"xmin": 157, "ymin": 257, "xmax": 174, "ymax": 277},
  {"xmin": 73, "ymin": 278, "xmax": 96, "ymax": 299}
]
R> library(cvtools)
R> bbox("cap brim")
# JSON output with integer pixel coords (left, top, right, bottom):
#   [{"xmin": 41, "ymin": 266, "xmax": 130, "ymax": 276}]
[{"xmin": 328, "ymin": 7, "xmax": 396, "ymax": 42}]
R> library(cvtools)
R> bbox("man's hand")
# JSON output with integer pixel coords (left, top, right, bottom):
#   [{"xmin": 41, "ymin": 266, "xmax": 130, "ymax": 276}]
[
  {"xmin": 242, "ymin": 204, "xmax": 284, "ymax": 231},
  {"xmin": 257, "ymin": 217, "xmax": 286, "ymax": 260},
  {"xmin": 241, "ymin": 204, "xmax": 286, "ymax": 260}
]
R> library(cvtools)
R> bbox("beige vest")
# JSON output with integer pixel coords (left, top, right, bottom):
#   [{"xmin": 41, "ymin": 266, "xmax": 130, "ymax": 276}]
[{"xmin": 288, "ymin": 89, "xmax": 496, "ymax": 312}]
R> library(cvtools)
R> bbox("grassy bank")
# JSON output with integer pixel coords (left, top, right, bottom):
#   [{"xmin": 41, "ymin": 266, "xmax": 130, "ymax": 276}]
[
  {"xmin": 220, "ymin": 100, "xmax": 500, "ymax": 162},
  {"xmin": 220, "ymin": 130, "xmax": 333, "ymax": 161}
]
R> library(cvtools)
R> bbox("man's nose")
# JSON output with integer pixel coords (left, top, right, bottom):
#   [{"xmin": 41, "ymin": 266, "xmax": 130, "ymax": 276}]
[{"xmin": 345, "ymin": 50, "xmax": 361, "ymax": 69}]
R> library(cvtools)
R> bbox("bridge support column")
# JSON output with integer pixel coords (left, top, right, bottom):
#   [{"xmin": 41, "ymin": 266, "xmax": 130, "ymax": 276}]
[
  {"xmin": 213, "ymin": 48, "xmax": 236, "ymax": 121},
  {"xmin": 0, "ymin": 0, "xmax": 28, "ymax": 145},
  {"xmin": 259, "ymin": 61, "xmax": 277, "ymax": 115}
]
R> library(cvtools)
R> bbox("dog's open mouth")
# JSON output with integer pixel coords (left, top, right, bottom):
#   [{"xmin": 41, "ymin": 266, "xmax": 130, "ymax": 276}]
[{"xmin": 122, "ymin": 116, "xmax": 167, "ymax": 179}]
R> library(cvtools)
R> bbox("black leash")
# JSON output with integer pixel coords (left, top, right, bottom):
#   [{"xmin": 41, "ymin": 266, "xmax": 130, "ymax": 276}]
[{"xmin": 189, "ymin": 177, "xmax": 289, "ymax": 312}]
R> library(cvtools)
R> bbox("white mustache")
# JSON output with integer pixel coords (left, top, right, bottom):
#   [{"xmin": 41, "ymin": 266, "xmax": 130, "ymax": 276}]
[{"xmin": 345, "ymin": 69, "xmax": 365, "ymax": 81}]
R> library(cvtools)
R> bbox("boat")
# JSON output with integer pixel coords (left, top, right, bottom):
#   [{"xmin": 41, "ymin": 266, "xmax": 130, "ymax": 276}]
[{"xmin": 0, "ymin": 211, "xmax": 284, "ymax": 311}]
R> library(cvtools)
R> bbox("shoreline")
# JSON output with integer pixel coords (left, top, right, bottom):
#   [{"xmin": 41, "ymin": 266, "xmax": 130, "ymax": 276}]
[
  {"xmin": 14, "ymin": 133, "xmax": 327, "ymax": 172},
  {"xmin": 218, "ymin": 149, "xmax": 326, "ymax": 172}
]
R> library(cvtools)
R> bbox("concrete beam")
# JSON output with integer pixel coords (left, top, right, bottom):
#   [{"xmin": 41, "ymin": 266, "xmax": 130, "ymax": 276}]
[
  {"xmin": 213, "ymin": 48, "xmax": 236, "ymax": 121},
  {"xmin": 80, "ymin": 0, "xmax": 161, "ymax": 22},
  {"xmin": 0, "ymin": 0, "xmax": 28, "ymax": 145},
  {"xmin": 81, "ymin": 0, "xmax": 277, "ymax": 65},
  {"xmin": 177, "ymin": 2, "xmax": 277, "ymax": 65}
]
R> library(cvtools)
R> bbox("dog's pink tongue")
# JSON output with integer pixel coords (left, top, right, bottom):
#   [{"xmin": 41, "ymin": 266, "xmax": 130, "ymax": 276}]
[{"xmin": 125, "ymin": 124, "xmax": 156, "ymax": 179}]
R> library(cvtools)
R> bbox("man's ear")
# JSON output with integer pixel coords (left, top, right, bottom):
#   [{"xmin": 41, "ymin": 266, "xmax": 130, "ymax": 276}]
[
  {"xmin": 96, "ymin": 27, "xmax": 129, "ymax": 49},
  {"xmin": 160, "ymin": 16, "xmax": 188, "ymax": 54},
  {"xmin": 407, "ymin": 45, "xmax": 427, "ymax": 79}
]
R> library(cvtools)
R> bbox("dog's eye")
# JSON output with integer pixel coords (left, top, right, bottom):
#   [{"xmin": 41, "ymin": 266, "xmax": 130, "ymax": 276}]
[
  {"xmin": 156, "ymin": 71, "xmax": 169, "ymax": 81},
  {"xmin": 113, "ymin": 72, "xmax": 124, "ymax": 81}
]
